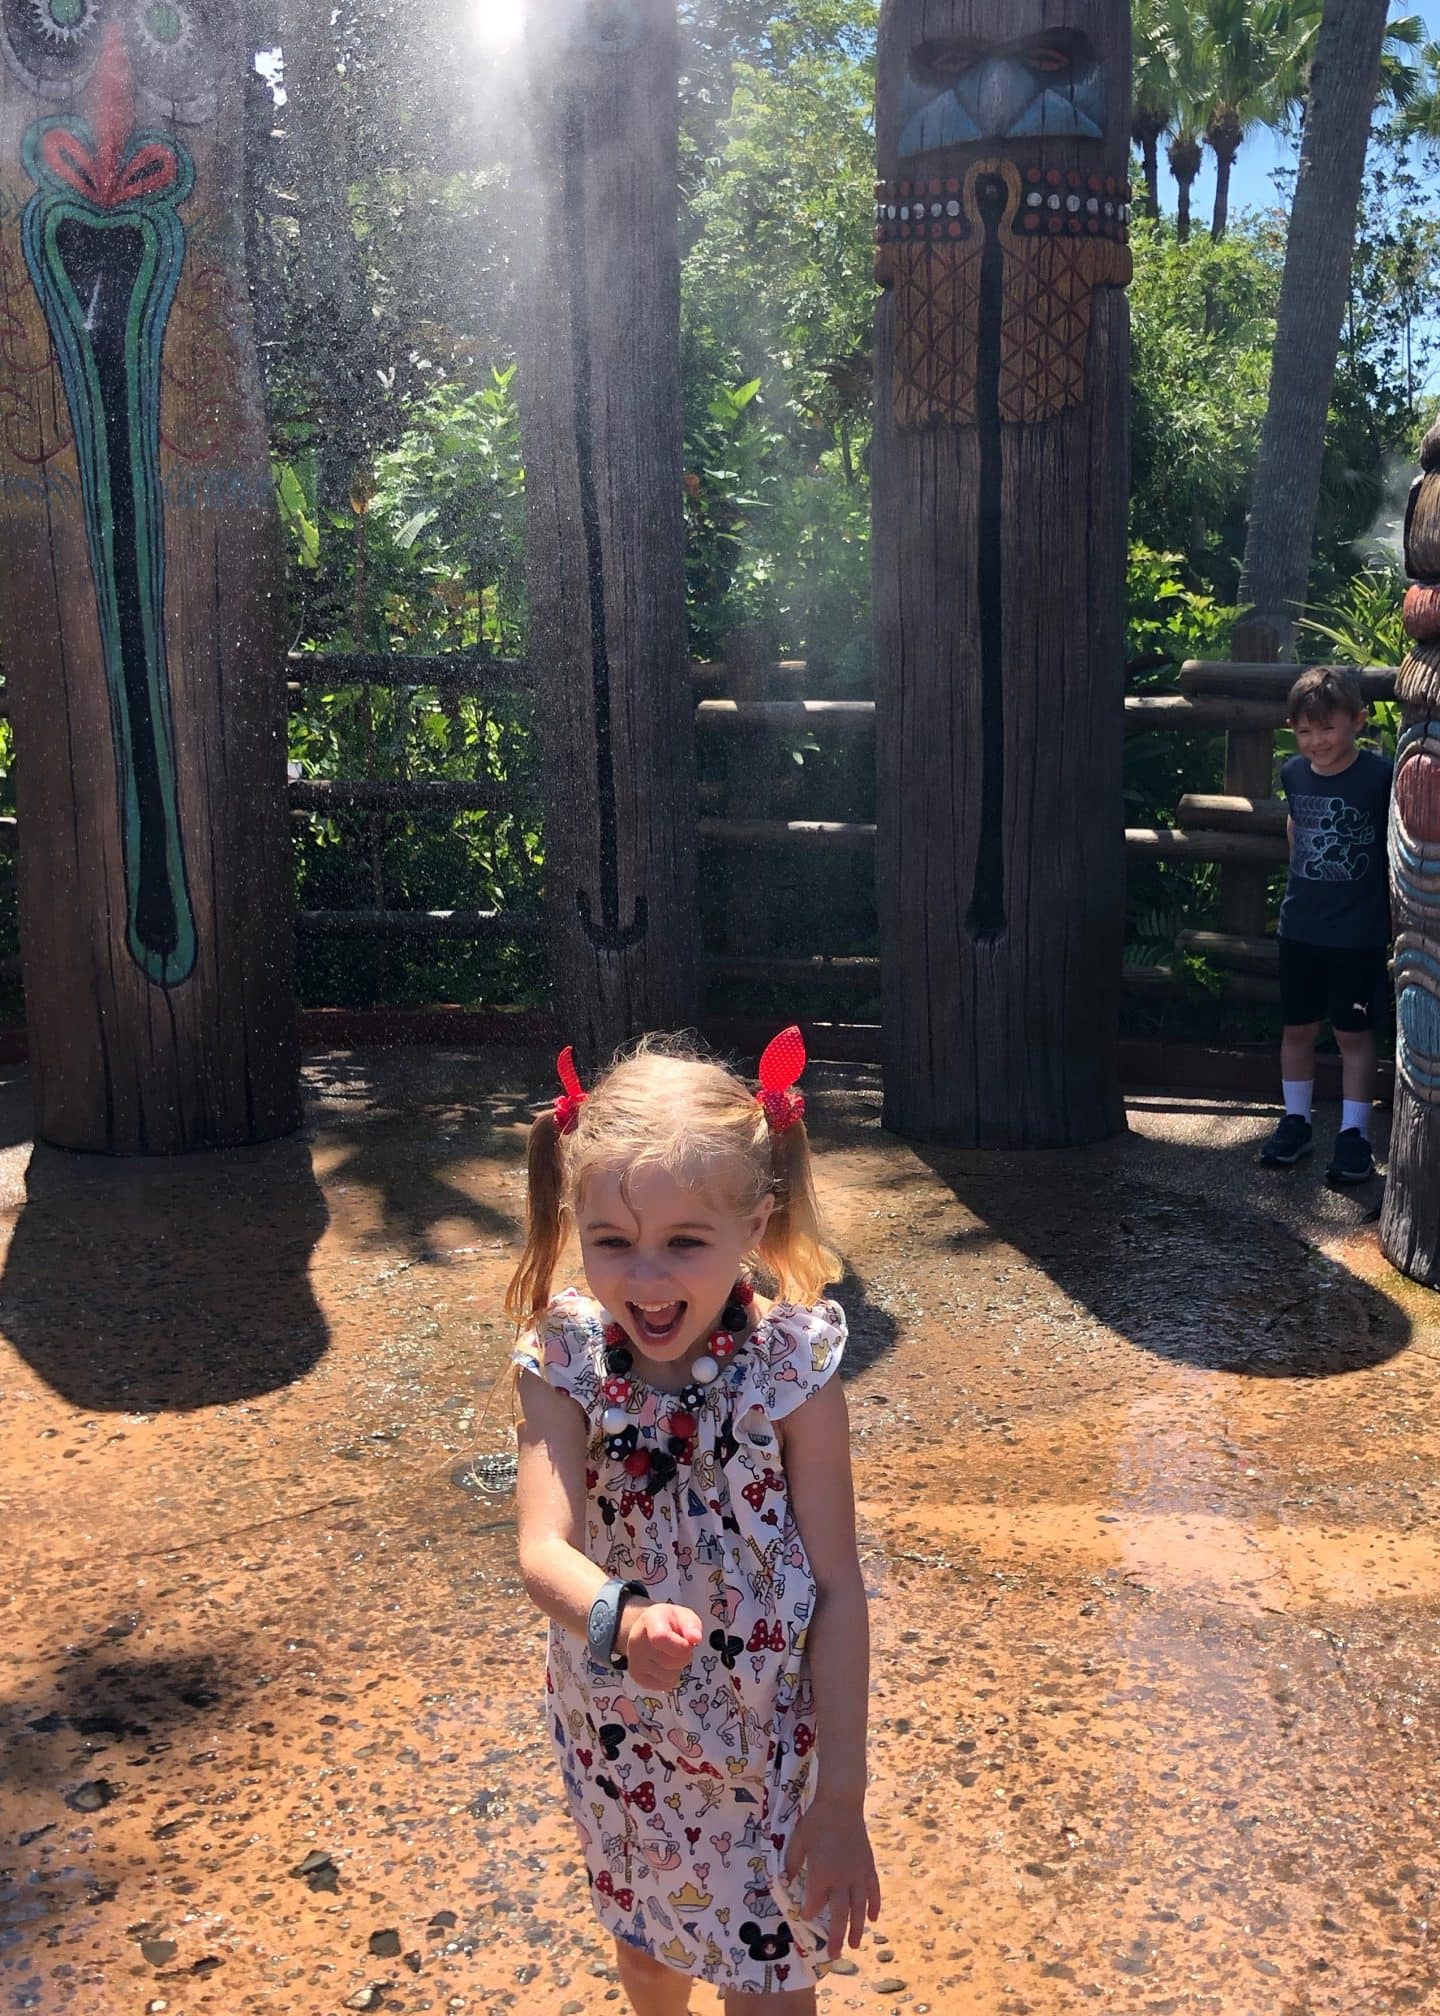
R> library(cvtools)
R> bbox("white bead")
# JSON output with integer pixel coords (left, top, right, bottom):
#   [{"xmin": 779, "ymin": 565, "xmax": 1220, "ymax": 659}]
[
  {"xmin": 1066, "ymin": 194, "xmax": 1081, "ymax": 213},
  {"xmin": 946, "ymin": 199, "xmax": 960, "ymax": 216},
  {"xmin": 691, "ymin": 1355, "xmax": 719, "ymax": 1385},
  {"xmin": 602, "ymin": 1405, "xmax": 628, "ymax": 1435}
]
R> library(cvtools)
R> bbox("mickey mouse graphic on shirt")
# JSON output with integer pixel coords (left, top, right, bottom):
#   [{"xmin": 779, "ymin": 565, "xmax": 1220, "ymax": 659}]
[{"xmin": 1289, "ymin": 790, "xmax": 1377, "ymax": 884}]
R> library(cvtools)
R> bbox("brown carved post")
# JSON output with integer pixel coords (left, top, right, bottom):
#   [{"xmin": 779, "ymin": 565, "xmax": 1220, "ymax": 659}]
[
  {"xmin": 1381, "ymin": 417, "xmax": 1440, "ymax": 1287},
  {"xmin": 0, "ymin": 5, "xmax": 299, "ymax": 1151},
  {"xmin": 873, "ymin": 0, "xmax": 1133, "ymax": 1145},
  {"xmin": 516, "ymin": 0, "xmax": 697, "ymax": 1067}
]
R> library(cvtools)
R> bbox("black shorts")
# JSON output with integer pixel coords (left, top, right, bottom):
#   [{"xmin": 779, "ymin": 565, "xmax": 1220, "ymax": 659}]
[{"xmin": 1278, "ymin": 939, "xmax": 1389, "ymax": 1032}]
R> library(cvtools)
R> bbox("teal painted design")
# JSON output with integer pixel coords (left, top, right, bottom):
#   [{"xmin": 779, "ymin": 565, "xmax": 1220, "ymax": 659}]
[{"xmin": 20, "ymin": 112, "xmax": 197, "ymax": 986}]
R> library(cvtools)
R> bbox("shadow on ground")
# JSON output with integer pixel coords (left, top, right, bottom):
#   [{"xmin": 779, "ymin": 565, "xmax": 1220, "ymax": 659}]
[
  {"xmin": 305, "ymin": 1048, "xmax": 532, "ymax": 1256},
  {"xmin": 0, "ymin": 1137, "xmax": 330, "ymax": 1412},
  {"xmin": 917, "ymin": 1148, "xmax": 1410, "ymax": 1377},
  {"xmin": 809, "ymin": 1063, "xmax": 1411, "ymax": 1379}
]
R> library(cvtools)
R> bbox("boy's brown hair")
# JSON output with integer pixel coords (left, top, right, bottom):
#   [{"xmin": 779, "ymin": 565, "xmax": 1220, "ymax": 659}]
[{"xmin": 1286, "ymin": 665, "xmax": 1365, "ymax": 725}]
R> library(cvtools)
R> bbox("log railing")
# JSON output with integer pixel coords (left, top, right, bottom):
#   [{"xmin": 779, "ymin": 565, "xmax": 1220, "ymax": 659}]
[{"xmin": 0, "ymin": 648, "xmax": 1402, "ymax": 1014}]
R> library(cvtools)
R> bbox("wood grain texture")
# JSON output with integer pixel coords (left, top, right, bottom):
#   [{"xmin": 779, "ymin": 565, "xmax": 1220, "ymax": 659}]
[
  {"xmin": 0, "ymin": 12, "xmax": 298, "ymax": 1152},
  {"xmin": 873, "ymin": 0, "xmax": 1131, "ymax": 1145},
  {"xmin": 515, "ymin": 0, "xmax": 696, "ymax": 1070}
]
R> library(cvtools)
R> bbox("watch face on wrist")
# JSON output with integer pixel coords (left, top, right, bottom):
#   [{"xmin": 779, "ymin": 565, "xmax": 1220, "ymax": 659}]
[{"xmin": 587, "ymin": 1582, "xmax": 621, "ymax": 1665}]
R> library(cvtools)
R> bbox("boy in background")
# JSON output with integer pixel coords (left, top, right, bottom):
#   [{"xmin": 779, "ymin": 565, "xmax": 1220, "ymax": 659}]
[{"xmin": 1259, "ymin": 666, "xmax": 1393, "ymax": 1184}]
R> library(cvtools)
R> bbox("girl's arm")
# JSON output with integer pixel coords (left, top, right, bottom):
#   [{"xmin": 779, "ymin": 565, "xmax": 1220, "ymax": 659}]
[
  {"xmin": 514, "ymin": 1371, "xmax": 607, "ymax": 1637},
  {"xmin": 780, "ymin": 1374, "xmax": 882, "ymax": 1952},
  {"xmin": 515, "ymin": 1373, "xmax": 702, "ymax": 1686}
]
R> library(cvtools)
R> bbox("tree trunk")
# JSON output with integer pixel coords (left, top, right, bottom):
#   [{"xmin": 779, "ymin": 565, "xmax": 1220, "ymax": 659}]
[
  {"xmin": 1211, "ymin": 145, "xmax": 1235, "ymax": 240},
  {"xmin": 1168, "ymin": 129, "xmax": 1201, "ymax": 243},
  {"xmin": 1139, "ymin": 126, "xmax": 1161, "ymax": 219},
  {"xmin": 1381, "ymin": 421, "xmax": 1440, "ymax": 1286},
  {"xmin": 1237, "ymin": 0, "xmax": 1389, "ymax": 650},
  {"xmin": 873, "ymin": 0, "xmax": 1132, "ymax": 1146},
  {"xmin": 516, "ymin": 0, "xmax": 697, "ymax": 1071},
  {"xmin": 0, "ymin": 12, "xmax": 300, "ymax": 1151}
]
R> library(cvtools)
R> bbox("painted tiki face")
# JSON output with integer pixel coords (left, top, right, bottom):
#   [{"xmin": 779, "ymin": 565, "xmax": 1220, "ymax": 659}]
[
  {"xmin": 874, "ymin": 0, "xmax": 1131, "ymax": 432},
  {"xmin": 897, "ymin": 28, "xmax": 1106, "ymax": 154},
  {"xmin": 0, "ymin": 0, "xmax": 248, "ymax": 987}
]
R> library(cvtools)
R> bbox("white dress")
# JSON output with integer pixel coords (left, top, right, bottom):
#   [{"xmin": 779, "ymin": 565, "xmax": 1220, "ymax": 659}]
[{"xmin": 514, "ymin": 1289, "xmax": 848, "ymax": 1993}]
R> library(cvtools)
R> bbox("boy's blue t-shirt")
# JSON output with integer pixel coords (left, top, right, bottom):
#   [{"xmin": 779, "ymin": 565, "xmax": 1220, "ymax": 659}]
[{"xmin": 1278, "ymin": 748, "xmax": 1393, "ymax": 949}]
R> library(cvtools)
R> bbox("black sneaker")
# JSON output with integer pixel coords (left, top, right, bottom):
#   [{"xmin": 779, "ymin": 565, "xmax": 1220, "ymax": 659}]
[
  {"xmin": 1325, "ymin": 1127, "xmax": 1376, "ymax": 1185},
  {"xmin": 1259, "ymin": 1113, "xmax": 1313, "ymax": 1166}
]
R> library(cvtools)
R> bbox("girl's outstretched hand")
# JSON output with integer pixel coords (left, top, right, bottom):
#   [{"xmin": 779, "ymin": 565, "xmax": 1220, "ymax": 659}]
[
  {"xmin": 783, "ymin": 1795, "xmax": 882, "ymax": 1959},
  {"xmin": 618, "ymin": 1601, "xmax": 703, "ymax": 1690}
]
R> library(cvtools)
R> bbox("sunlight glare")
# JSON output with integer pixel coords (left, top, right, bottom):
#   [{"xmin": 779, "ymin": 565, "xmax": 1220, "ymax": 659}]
[{"xmin": 471, "ymin": 0, "xmax": 526, "ymax": 55}]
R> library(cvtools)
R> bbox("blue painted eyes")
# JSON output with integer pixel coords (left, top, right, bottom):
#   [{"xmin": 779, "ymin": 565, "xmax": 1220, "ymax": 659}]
[{"xmin": 1, "ymin": 0, "xmax": 214, "ymax": 121}]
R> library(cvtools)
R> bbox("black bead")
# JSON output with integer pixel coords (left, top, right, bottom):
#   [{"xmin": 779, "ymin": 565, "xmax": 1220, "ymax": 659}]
[
  {"xmin": 721, "ymin": 1302, "xmax": 748, "ymax": 1332},
  {"xmin": 667, "ymin": 1435, "xmax": 690, "ymax": 1457},
  {"xmin": 604, "ymin": 1345, "xmax": 634, "ymax": 1375},
  {"xmin": 678, "ymin": 1384, "xmax": 704, "ymax": 1410},
  {"xmin": 649, "ymin": 1452, "xmax": 678, "ymax": 1485}
]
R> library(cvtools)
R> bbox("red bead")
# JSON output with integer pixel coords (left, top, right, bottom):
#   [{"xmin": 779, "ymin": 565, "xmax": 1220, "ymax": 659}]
[
  {"xmin": 604, "ymin": 1323, "xmax": 628, "ymax": 1346},
  {"xmin": 669, "ymin": 1411, "xmax": 697, "ymax": 1438},
  {"xmin": 733, "ymin": 1280, "xmax": 755, "ymax": 1305},
  {"xmin": 624, "ymin": 1451, "xmax": 651, "ymax": 1479}
]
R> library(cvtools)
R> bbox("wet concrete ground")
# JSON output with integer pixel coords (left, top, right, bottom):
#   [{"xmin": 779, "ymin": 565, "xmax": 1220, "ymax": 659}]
[{"xmin": 2, "ymin": 1050, "xmax": 1438, "ymax": 2016}]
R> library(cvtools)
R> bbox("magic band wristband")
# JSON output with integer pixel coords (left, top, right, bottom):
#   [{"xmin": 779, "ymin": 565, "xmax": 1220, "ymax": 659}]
[{"xmin": 586, "ymin": 1578, "xmax": 648, "ymax": 1669}]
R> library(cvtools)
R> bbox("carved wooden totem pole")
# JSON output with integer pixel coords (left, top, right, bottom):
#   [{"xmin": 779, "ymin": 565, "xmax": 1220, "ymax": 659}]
[
  {"xmin": 0, "ymin": 2, "xmax": 299, "ymax": 1151},
  {"xmin": 873, "ymin": 1, "xmax": 1132, "ymax": 1145},
  {"xmin": 1382, "ymin": 418, "xmax": 1440, "ymax": 1287},
  {"xmin": 516, "ymin": 0, "xmax": 697, "ymax": 1066}
]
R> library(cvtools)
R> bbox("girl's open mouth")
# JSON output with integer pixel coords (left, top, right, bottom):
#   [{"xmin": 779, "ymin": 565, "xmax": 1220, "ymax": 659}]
[{"xmin": 628, "ymin": 1300, "xmax": 687, "ymax": 1344}]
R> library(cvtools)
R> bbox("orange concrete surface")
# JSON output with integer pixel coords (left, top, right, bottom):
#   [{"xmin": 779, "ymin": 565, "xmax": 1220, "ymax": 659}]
[{"xmin": 3, "ymin": 1052, "xmax": 1438, "ymax": 2015}]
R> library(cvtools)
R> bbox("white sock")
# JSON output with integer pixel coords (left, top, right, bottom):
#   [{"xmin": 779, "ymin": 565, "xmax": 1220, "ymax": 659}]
[
  {"xmin": 1342, "ymin": 1099, "xmax": 1372, "ymax": 1139},
  {"xmin": 1283, "ymin": 1080, "xmax": 1313, "ymax": 1122}
]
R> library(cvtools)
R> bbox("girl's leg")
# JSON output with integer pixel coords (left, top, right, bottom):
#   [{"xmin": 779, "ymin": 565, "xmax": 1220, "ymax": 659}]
[
  {"xmin": 614, "ymin": 1936, "xmax": 693, "ymax": 2016},
  {"xmin": 722, "ymin": 1990, "xmax": 817, "ymax": 2016}
]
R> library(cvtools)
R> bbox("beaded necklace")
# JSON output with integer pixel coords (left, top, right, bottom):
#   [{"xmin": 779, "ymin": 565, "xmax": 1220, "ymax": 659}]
[{"xmin": 598, "ymin": 1278, "xmax": 755, "ymax": 1488}]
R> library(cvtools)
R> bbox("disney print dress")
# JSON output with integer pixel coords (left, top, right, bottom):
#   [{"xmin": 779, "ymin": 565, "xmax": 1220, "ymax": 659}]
[{"xmin": 514, "ymin": 1289, "xmax": 848, "ymax": 1994}]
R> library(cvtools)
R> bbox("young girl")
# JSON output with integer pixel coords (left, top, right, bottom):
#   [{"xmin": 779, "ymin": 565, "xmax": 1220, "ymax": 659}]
[{"xmin": 509, "ymin": 1030, "xmax": 880, "ymax": 2015}]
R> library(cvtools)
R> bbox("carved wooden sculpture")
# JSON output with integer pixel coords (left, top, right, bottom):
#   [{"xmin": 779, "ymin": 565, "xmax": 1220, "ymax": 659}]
[
  {"xmin": 0, "ymin": 1, "xmax": 298, "ymax": 1151},
  {"xmin": 873, "ymin": 2, "xmax": 1132, "ymax": 1145},
  {"xmin": 1382, "ymin": 418, "xmax": 1440, "ymax": 1285},
  {"xmin": 516, "ymin": 0, "xmax": 697, "ymax": 1066}
]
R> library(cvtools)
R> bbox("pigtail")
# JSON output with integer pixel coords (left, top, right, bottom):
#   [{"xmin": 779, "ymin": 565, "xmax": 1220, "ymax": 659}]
[
  {"xmin": 757, "ymin": 1119, "xmax": 841, "ymax": 1305},
  {"xmin": 504, "ymin": 1108, "xmax": 569, "ymax": 1327}
]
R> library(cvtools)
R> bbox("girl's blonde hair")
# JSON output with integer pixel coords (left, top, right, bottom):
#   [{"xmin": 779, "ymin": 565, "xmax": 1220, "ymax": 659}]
[{"xmin": 504, "ymin": 1036, "xmax": 840, "ymax": 1325}]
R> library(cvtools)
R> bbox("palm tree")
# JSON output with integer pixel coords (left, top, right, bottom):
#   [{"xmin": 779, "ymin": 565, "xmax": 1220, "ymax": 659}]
[
  {"xmin": 1167, "ymin": 120, "xmax": 1205, "ymax": 240},
  {"xmin": 1237, "ymin": 0, "xmax": 1393, "ymax": 650},
  {"xmin": 1132, "ymin": 0, "xmax": 1178, "ymax": 219},
  {"xmin": 1196, "ymin": 0, "xmax": 1291, "ymax": 240}
]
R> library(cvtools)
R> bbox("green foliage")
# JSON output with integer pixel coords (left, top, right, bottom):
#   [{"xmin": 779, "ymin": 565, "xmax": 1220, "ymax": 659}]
[
  {"xmin": 1129, "ymin": 215, "xmax": 1282, "ymax": 584},
  {"xmin": 1127, "ymin": 542, "xmax": 1240, "ymax": 681},
  {"xmin": 681, "ymin": 13, "xmax": 876, "ymax": 671}
]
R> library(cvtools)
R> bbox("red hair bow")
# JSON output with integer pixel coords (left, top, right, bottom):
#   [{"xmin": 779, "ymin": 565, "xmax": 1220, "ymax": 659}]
[
  {"xmin": 757, "ymin": 1025, "xmax": 806, "ymax": 1133},
  {"xmin": 554, "ymin": 1046, "xmax": 587, "ymax": 1135}
]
